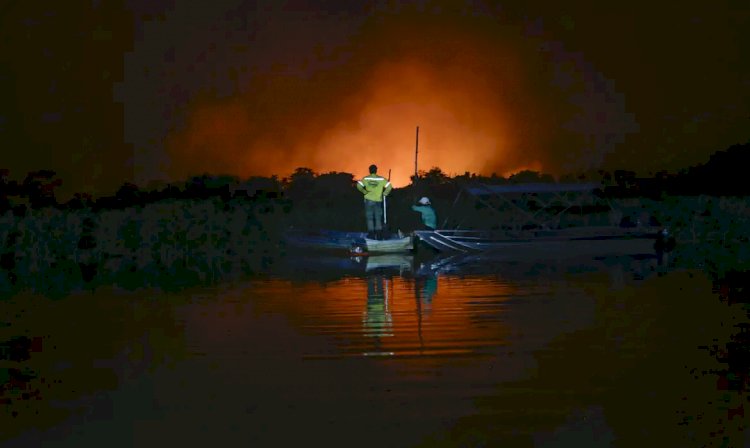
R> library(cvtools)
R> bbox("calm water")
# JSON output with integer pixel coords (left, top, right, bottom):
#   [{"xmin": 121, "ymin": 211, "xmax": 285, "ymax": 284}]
[{"xmin": 1, "ymin": 253, "xmax": 747, "ymax": 447}]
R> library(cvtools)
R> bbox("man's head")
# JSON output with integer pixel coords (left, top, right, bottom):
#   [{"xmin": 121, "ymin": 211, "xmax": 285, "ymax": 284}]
[{"xmin": 368, "ymin": 164, "xmax": 377, "ymax": 174}]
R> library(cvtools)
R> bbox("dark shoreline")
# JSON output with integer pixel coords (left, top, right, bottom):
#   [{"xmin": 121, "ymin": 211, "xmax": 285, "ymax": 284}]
[{"xmin": 0, "ymin": 190, "xmax": 748, "ymax": 297}]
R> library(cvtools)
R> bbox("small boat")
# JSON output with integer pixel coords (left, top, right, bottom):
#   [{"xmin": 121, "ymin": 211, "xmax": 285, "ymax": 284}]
[
  {"xmin": 413, "ymin": 181, "xmax": 670, "ymax": 259},
  {"xmin": 284, "ymin": 229, "xmax": 413, "ymax": 254},
  {"xmin": 359, "ymin": 236, "xmax": 413, "ymax": 254}
]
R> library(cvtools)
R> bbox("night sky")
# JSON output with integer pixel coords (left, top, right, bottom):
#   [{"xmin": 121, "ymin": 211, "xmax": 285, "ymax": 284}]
[{"xmin": 2, "ymin": 0, "xmax": 748, "ymax": 197}]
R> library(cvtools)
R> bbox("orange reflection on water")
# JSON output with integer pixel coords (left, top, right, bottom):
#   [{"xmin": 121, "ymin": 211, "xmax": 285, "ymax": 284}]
[
  {"xmin": 287, "ymin": 274, "xmax": 517, "ymax": 358},
  {"xmin": 178, "ymin": 273, "xmax": 518, "ymax": 361}
]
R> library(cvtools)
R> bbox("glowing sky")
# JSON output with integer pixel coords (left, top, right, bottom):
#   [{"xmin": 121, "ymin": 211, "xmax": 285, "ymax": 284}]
[{"xmin": 1, "ymin": 1, "xmax": 748, "ymax": 195}]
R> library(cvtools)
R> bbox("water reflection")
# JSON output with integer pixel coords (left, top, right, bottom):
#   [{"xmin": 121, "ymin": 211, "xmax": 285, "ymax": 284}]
[
  {"xmin": 364, "ymin": 254, "xmax": 414, "ymax": 274},
  {"xmin": 2, "ymin": 252, "xmax": 747, "ymax": 447},
  {"xmin": 414, "ymin": 267, "xmax": 438, "ymax": 308},
  {"xmin": 360, "ymin": 261, "xmax": 441, "ymax": 358},
  {"xmin": 363, "ymin": 274, "xmax": 393, "ymax": 339}
]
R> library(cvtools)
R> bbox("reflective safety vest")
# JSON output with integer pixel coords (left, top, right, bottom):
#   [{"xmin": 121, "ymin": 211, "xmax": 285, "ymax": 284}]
[{"xmin": 357, "ymin": 173, "xmax": 392, "ymax": 202}]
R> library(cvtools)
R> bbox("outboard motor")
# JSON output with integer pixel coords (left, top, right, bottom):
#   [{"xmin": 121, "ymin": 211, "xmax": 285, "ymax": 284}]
[{"xmin": 654, "ymin": 227, "xmax": 676, "ymax": 265}]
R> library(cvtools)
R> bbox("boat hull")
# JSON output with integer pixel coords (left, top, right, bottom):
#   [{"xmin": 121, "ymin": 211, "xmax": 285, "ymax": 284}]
[
  {"xmin": 414, "ymin": 227, "xmax": 661, "ymax": 259},
  {"xmin": 284, "ymin": 230, "xmax": 413, "ymax": 254},
  {"xmin": 362, "ymin": 236, "xmax": 413, "ymax": 254}
]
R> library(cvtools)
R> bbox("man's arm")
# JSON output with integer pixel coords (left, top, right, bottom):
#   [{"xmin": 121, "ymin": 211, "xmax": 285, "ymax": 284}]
[
  {"xmin": 356, "ymin": 180, "xmax": 367, "ymax": 195},
  {"xmin": 383, "ymin": 179, "xmax": 392, "ymax": 196}
]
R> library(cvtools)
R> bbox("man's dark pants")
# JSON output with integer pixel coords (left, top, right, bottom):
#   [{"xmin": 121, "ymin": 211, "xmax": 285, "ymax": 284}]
[{"xmin": 364, "ymin": 199, "xmax": 383, "ymax": 235}]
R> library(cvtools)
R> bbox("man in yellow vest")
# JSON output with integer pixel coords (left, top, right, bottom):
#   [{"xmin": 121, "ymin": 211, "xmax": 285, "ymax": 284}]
[{"xmin": 356, "ymin": 164, "xmax": 392, "ymax": 240}]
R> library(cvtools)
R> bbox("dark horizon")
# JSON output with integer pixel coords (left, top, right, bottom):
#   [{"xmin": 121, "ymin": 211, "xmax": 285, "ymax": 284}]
[
  {"xmin": 1, "ymin": 1, "xmax": 748, "ymax": 200},
  {"xmin": 2, "ymin": 139, "xmax": 749, "ymax": 207}
]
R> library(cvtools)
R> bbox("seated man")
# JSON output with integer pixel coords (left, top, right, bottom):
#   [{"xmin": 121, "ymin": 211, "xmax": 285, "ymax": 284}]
[{"xmin": 411, "ymin": 197, "xmax": 437, "ymax": 230}]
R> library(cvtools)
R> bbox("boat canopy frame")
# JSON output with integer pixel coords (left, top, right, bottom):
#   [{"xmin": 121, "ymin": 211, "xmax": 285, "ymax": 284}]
[{"xmin": 444, "ymin": 182, "xmax": 612, "ymax": 230}]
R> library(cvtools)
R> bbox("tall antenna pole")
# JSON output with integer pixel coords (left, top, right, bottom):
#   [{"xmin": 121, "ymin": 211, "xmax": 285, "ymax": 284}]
[{"xmin": 414, "ymin": 126, "xmax": 419, "ymax": 185}]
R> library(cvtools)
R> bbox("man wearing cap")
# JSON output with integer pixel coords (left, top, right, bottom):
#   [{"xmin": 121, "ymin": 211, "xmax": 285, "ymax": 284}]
[
  {"xmin": 356, "ymin": 164, "xmax": 392, "ymax": 240},
  {"xmin": 411, "ymin": 197, "xmax": 437, "ymax": 230}
]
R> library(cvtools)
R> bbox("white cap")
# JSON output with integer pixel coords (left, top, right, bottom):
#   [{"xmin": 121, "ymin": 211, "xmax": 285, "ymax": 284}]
[{"xmin": 418, "ymin": 197, "xmax": 431, "ymax": 205}]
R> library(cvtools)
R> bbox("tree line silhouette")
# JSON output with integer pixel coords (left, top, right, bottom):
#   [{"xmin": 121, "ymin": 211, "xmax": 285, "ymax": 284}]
[
  {"xmin": 2, "ymin": 142, "xmax": 749, "ymax": 215},
  {"xmin": 0, "ymin": 141, "xmax": 748, "ymax": 297}
]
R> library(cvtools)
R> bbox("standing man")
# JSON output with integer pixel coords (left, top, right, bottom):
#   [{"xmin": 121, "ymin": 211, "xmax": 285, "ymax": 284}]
[{"xmin": 356, "ymin": 164, "xmax": 392, "ymax": 240}]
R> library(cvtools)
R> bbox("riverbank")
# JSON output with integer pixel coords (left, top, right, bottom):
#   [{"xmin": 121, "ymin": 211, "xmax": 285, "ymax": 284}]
[{"xmin": 0, "ymin": 193, "xmax": 748, "ymax": 297}]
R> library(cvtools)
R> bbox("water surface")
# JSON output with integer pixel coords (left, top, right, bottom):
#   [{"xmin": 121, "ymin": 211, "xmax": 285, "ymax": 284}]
[{"xmin": 1, "ymin": 253, "xmax": 747, "ymax": 447}]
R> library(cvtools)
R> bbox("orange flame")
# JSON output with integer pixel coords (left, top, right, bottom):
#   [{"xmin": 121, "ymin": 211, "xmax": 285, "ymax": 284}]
[{"xmin": 165, "ymin": 13, "xmax": 550, "ymax": 186}]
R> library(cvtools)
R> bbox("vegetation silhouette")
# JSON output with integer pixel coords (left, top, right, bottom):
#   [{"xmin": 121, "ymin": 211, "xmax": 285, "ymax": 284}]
[{"xmin": 0, "ymin": 141, "xmax": 749, "ymax": 296}]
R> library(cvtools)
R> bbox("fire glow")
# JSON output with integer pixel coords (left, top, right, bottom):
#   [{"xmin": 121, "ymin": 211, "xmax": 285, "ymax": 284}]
[{"xmin": 165, "ymin": 13, "xmax": 548, "ymax": 186}]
